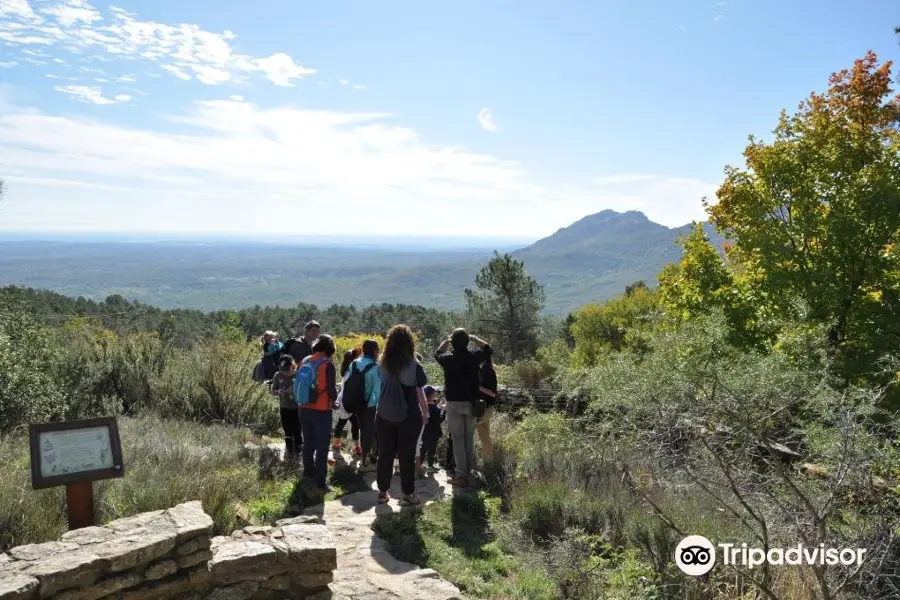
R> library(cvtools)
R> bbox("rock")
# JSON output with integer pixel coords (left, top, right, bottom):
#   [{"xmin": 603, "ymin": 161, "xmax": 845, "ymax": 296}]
[
  {"xmin": 0, "ymin": 571, "xmax": 39, "ymax": 600},
  {"xmin": 242, "ymin": 526, "xmax": 273, "ymax": 536},
  {"xmin": 260, "ymin": 574, "xmax": 291, "ymax": 591},
  {"xmin": 291, "ymin": 571, "xmax": 333, "ymax": 590},
  {"xmin": 92, "ymin": 529, "xmax": 176, "ymax": 572},
  {"xmin": 207, "ymin": 540, "xmax": 278, "ymax": 576},
  {"xmin": 105, "ymin": 511, "xmax": 165, "ymax": 534},
  {"xmin": 177, "ymin": 550, "xmax": 212, "ymax": 569},
  {"xmin": 203, "ymin": 581, "xmax": 260, "ymax": 600},
  {"xmin": 273, "ymin": 516, "xmax": 320, "ymax": 527},
  {"xmin": 60, "ymin": 527, "xmax": 117, "ymax": 546},
  {"xmin": 53, "ymin": 572, "xmax": 142, "ymax": 600},
  {"xmin": 166, "ymin": 502, "xmax": 214, "ymax": 543},
  {"xmin": 9, "ymin": 542, "xmax": 79, "ymax": 562},
  {"xmin": 144, "ymin": 560, "xmax": 178, "ymax": 581},
  {"xmin": 177, "ymin": 537, "xmax": 212, "ymax": 557},
  {"xmin": 278, "ymin": 524, "xmax": 336, "ymax": 573},
  {"xmin": 0, "ymin": 553, "xmax": 13, "ymax": 566},
  {"xmin": 22, "ymin": 548, "xmax": 107, "ymax": 597}
]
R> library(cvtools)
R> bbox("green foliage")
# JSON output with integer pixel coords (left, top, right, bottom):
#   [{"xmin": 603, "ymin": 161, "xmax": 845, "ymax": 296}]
[
  {"xmin": 570, "ymin": 282, "xmax": 661, "ymax": 366},
  {"xmin": 707, "ymin": 52, "xmax": 900, "ymax": 396},
  {"xmin": 0, "ymin": 416, "xmax": 269, "ymax": 551},
  {"xmin": 465, "ymin": 252, "xmax": 545, "ymax": 361},
  {"xmin": 0, "ymin": 304, "xmax": 68, "ymax": 432}
]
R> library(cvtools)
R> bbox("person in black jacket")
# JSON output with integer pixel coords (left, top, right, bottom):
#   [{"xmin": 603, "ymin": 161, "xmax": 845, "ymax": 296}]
[
  {"xmin": 476, "ymin": 357, "xmax": 498, "ymax": 463},
  {"xmin": 434, "ymin": 328, "xmax": 492, "ymax": 487},
  {"xmin": 419, "ymin": 385, "xmax": 445, "ymax": 471}
]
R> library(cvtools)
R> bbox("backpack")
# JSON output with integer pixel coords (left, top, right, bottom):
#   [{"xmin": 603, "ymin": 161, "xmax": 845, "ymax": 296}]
[
  {"xmin": 293, "ymin": 357, "xmax": 328, "ymax": 407},
  {"xmin": 376, "ymin": 373, "xmax": 410, "ymax": 424},
  {"xmin": 342, "ymin": 361, "xmax": 376, "ymax": 414}
]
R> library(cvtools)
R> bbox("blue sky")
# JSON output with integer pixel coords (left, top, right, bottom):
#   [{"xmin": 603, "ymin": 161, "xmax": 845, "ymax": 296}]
[{"xmin": 0, "ymin": 0, "xmax": 897, "ymax": 238}]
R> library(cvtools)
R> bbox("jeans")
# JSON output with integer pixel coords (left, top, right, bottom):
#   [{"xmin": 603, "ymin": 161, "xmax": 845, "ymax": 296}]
[
  {"xmin": 475, "ymin": 405, "xmax": 494, "ymax": 461},
  {"xmin": 376, "ymin": 415, "xmax": 420, "ymax": 496},
  {"xmin": 357, "ymin": 406, "xmax": 377, "ymax": 463},
  {"xmin": 300, "ymin": 408, "xmax": 333, "ymax": 488},
  {"xmin": 445, "ymin": 401, "xmax": 476, "ymax": 478},
  {"xmin": 279, "ymin": 407, "xmax": 302, "ymax": 456}
]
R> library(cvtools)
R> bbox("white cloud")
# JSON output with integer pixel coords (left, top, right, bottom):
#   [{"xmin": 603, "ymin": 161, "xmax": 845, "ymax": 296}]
[
  {"xmin": 0, "ymin": 0, "xmax": 37, "ymax": 20},
  {"xmin": 229, "ymin": 94, "xmax": 244, "ymax": 101},
  {"xmin": 0, "ymin": 60, "xmax": 17, "ymax": 67},
  {"xmin": 0, "ymin": 98, "xmax": 714, "ymax": 235},
  {"xmin": 477, "ymin": 108, "xmax": 499, "ymax": 132},
  {"xmin": 53, "ymin": 85, "xmax": 130, "ymax": 104},
  {"xmin": 713, "ymin": 14, "xmax": 725, "ymax": 21},
  {"xmin": 352, "ymin": 84, "xmax": 368, "ymax": 91},
  {"xmin": 338, "ymin": 79, "xmax": 349, "ymax": 85},
  {"xmin": 40, "ymin": 0, "xmax": 101, "ymax": 27},
  {"xmin": 0, "ymin": 1, "xmax": 317, "ymax": 87}
]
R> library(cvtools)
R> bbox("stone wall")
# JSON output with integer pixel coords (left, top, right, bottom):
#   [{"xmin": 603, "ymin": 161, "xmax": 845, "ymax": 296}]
[{"xmin": 0, "ymin": 503, "xmax": 336, "ymax": 600}]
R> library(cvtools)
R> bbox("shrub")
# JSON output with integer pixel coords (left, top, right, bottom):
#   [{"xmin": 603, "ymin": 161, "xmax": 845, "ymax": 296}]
[{"xmin": 0, "ymin": 416, "xmax": 266, "ymax": 551}]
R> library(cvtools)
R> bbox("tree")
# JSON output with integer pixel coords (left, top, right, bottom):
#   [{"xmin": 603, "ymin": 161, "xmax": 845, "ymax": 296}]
[
  {"xmin": 707, "ymin": 52, "xmax": 900, "ymax": 387},
  {"xmin": 570, "ymin": 283, "xmax": 661, "ymax": 366},
  {"xmin": 464, "ymin": 252, "xmax": 545, "ymax": 361}
]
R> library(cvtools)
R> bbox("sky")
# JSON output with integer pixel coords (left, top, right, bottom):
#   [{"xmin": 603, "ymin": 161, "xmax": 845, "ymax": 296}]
[{"xmin": 0, "ymin": 0, "xmax": 898, "ymax": 240}]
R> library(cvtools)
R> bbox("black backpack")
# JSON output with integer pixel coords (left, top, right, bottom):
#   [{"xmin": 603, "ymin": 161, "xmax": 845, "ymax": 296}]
[{"xmin": 342, "ymin": 362, "xmax": 376, "ymax": 413}]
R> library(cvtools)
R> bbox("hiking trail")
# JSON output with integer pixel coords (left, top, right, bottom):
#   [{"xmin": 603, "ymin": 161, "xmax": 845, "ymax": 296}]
[{"xmin": 302, "ymin": 452, "xmax": 466, "ymax": 600}]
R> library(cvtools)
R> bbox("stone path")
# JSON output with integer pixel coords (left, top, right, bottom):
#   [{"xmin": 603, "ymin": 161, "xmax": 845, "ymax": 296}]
[{"xmin": 302, "ymin": 455, "xmax": 465, "ymax": 600}]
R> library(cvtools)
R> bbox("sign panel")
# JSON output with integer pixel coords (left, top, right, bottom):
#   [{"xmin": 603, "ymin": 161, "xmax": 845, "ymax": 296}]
[{"xmin": 29, "ymin": 417, "xmax": 125, "ymax": 490}]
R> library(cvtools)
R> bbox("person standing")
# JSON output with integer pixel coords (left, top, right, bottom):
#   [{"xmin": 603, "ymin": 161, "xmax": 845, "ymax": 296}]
[
  {"xmin": 476, "ymin": 357, "xmax": 498, "ymax": 463},
  {"xmin": 270, "ymin": 354, "xmax": 301, "ymax": 459},
  {"xmin": 434, "ymin": 328, "xmax": 493, "ymax": 487},
  {"xmin": 285, "ymin": 321, "xmax": 320, "ymax": 364},
  {"xmin": 333, "ymin": 349, "xmax": 362, "ymax": 452},
  {"xmin": 349, "ymin": 339, "xmax": 382, "ymax": 472},
  {"xmin": 419, "ymin": 385, "xmax": 445, "ymax": 472},
  {"xmin": 296, "ymin": 334, "xmax": 338, "ymax": 491},
  {"xmin": 375, "ymin": 325, "xmax": 429, "ymax": 505}
]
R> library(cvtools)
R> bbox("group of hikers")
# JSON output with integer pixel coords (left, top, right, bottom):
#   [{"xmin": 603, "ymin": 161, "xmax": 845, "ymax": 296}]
[{"xmin": 252, "ymin": 320, "xmax": 497, "ymax": 506}]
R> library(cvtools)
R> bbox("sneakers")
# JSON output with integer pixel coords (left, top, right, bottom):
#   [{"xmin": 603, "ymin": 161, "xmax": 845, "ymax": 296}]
[
  {"xmin": 449, "ymin": 475, "xmax": 469, "ymax": 487},
  {"xmin": 358, "ymin": 462, "xmax": 376, "ymax": 473},
  {"xmin": 400, "ymin": 493, "xmax": 420, "ymax": 506}
]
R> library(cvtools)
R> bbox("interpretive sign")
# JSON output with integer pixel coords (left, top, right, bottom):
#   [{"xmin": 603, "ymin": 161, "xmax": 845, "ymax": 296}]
[{"xmin": 29, "ymin": 417, "xmax": 125, "ymax": 529}]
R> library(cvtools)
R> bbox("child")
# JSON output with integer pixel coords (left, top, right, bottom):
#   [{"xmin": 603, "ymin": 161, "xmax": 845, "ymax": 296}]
[
  {"xmin": 420, "ymin": 385, "xmax": 445, "ymax": 473},
  {"xmin": 270, "ymin": 354, "xmax": 301, "ymax": 458},
  {"xmin": 332, "ymin": 349, "xmax": 362, "ymax": 460}
]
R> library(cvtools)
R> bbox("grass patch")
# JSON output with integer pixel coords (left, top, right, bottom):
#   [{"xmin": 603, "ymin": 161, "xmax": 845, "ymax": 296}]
[
  {"xmin": 373, "ymin": 491, "xmax": 557, "ymax": 600},
  {"xmin": 0, "ymin": 415, "xmax": 312, "ymax": 551}
]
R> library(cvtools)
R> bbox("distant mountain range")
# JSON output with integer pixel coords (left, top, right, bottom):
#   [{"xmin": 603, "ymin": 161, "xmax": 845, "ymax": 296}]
[{"xmin": 0, "ymin": 211, "xmax": 725, "ymax": 314}]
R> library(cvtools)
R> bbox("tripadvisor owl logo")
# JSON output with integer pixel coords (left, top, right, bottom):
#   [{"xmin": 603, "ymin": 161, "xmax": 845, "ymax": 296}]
[{"xmin": 675, "ymin": 535, "xmax": 716, "ymax": 576}]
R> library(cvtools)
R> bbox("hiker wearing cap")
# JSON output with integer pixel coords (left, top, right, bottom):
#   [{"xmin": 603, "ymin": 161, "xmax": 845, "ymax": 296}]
[
  {"xmin": 434, "ymin": 328, "xmax": 493, "ymax": 488},
  {"xmin": 285, "ymin": 321, "xmax": 320, "ymax": 364},
  {"xmin": 347, "ymin": 339, "xmax": 382, "ymax": 472},
  {"xmin": 270, "ymin": 354, "xmax": 301, "ymax": 458}
]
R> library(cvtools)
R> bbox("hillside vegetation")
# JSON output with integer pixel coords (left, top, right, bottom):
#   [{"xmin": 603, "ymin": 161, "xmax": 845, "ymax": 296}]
[{"xmin": 1, "ymin": 52, "xmax": 899, "ymax": 600}]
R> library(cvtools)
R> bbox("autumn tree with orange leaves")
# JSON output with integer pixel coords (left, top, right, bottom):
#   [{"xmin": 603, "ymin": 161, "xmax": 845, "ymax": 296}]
[{"xmin": 702, "ymin": 51, "xmax": 900, "ymax": 393}]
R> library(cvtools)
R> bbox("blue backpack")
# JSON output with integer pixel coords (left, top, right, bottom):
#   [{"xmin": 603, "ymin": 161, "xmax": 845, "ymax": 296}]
[{"xmin": 294, "ymin": 357, "xmax": 328, "ymax": 407}]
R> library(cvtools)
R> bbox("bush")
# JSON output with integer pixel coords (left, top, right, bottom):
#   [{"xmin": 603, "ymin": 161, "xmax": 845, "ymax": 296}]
[
  {"xmin": 0, "ymin": 416, "xmax": 266, "ymax": 551},
  {"xmin": 0, "ymin": 308, "xmax": 68, "ymax": 432}
]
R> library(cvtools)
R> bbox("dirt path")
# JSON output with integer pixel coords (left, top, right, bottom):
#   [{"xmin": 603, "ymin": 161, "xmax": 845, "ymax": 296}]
[{"xmin": 302, "ymin": 455, "xmax": 465, "ymax": 600}]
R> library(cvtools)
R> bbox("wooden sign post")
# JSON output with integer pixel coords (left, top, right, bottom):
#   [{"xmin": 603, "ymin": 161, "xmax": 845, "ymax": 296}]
[{"xmin": 29, "ymin": 417, "xmax": 125, "ymax": 530}]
